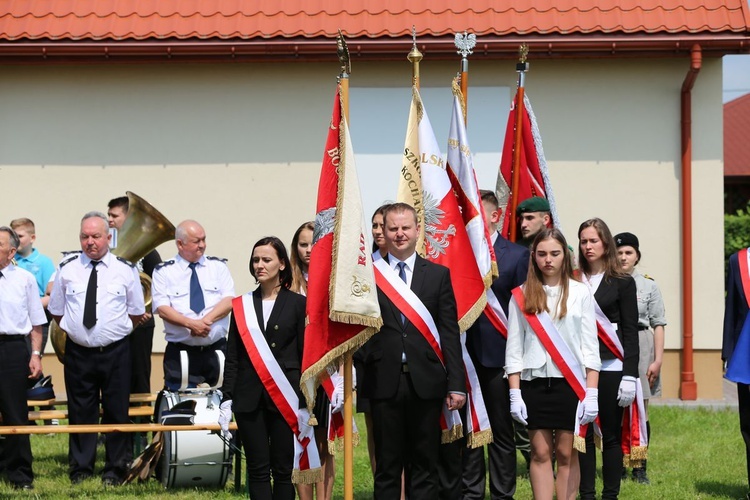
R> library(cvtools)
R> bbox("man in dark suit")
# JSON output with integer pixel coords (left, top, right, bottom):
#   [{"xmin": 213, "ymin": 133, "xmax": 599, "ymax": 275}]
[
  {"xmin": 359, "ymin": 202, "xmax": 466, "ymax": 500},
  {"xmin": 462, "ymin": 190, "xmax": 529, "ymax": 499},
  {"xmin": 723, "ymin": 249, "xmax": 750, "ymax": 500}
]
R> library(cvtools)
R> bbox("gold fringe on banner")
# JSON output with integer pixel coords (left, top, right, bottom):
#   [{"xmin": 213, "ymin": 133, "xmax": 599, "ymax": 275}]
[
  {"xmin": 292, "ymin": 467, "xmax": 324, "ymax": 485},
  {"xmin": 458, "ymin": 295, "xmax": 488, "ymax": 333},
  {"xmin": 466, "ymin": 429, "xmax": 493, "ymax": 449}
]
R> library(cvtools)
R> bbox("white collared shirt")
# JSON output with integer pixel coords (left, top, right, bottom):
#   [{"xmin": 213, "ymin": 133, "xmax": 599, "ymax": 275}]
[
  {"xmin": 151, "ymin": 254, "xmax": 235, "ymax": 345},
  {"xmin": 505, "ymin": 280, "xmax": 601, "ymax": 380},
  {"xmin": 48, "ymin": 251, "xmax": 145, "ymax": 347},
  {"xmin": 0, "ymin": 265, "xmax": 47, "ymax": 335},
  {"xmin": 387, "ymin": 252, "xmax": 417, "ymax": 288}
]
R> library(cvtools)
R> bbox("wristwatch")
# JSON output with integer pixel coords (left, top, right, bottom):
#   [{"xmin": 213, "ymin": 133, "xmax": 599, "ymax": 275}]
[{"xmin": 31, "ymin": 350, "xmax": 42, "ymax": 358}]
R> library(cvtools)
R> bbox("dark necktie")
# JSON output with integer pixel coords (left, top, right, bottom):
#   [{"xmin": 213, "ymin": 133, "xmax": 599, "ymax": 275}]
[
  {"xmin": 189, "ymin": 262, "xmax": 205, "ymax": 314},
  {"xmin": 83, "ymin": 260, "xmax": 100, "ymax": 329},
  {"xmin": 397, "ymin": 262, "xmax": 407, "ymax": 325}
]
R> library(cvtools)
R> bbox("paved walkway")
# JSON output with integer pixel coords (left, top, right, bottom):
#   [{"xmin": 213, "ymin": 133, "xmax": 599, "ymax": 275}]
[{"xmin": 649, "ymin": 378, "xmax": 739, "ymax": 410}]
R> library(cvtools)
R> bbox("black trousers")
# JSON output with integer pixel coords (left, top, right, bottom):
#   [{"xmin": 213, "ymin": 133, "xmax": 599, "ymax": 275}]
[
  {"xmin": 129, "ymin": 325, "xmax": 154, "ymax": 395},
  {"xmin": 371, "ymin": 372, "xmax": 443, "ymax": 500},
  {"xmin": 163, "ymin": 339, "xmax": 226, "ymax": 390},
  {"xmin": 0, "ymin": 336, "xmax": 34, "ymax": 485},
  {"xmin": 579, "ymin": 370, "xmax": 624, "ymax": 500},
  {"xmin": 739, "ymin": 383, "xmax": 750, "ymax": 492},
  {"xmin": 65, "ymin": 337, "xmax": 132, "ymax": 481},
  {"xmin": 438, "ymin": 408, "xmax": 464, "ymax": 500},
  {"xmin": 462, "ymin": 365, "xmax": 517, "ymax": 500},
  {"xmin": 235, "ymin": 404, "xmax": 295, "ymax": 500}
]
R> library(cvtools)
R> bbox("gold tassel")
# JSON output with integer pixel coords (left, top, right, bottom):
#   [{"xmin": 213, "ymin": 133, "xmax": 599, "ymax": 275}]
[
  {"xmin": 573, "ymin": 435, "xmax": 587, "ymax": 453},
  {"xmin": 308, "ymin": 414, "xmax": 318, "ymax": 427},
  {"xmin": 292, "ymin": 467, "xmax": 324, "ymax": 485},
  {"xmin": 466, "ymin": 429, "xmax": 493, "ymax": 449}
]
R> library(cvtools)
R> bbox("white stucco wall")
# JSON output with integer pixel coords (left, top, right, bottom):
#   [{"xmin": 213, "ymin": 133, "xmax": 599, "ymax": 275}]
[{"xmin": 0, "ymin": 57, "xmax": 724, "ymax": 357}]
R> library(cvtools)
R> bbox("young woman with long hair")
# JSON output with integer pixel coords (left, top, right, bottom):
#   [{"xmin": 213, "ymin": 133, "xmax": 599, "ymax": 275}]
[
  {"xmin": 290, "ymin": 222, "xmax": 314, "ymax": 296},
  {"xmin": 505, "ymin": 228, "xmax": 600, "ymax": 500},
  {"xmin": 577, "ymin": 218, "xmax": 639, "ymax": 500}
]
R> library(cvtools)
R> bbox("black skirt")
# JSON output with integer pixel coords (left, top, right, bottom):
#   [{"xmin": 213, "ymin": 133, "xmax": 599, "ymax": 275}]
[{"xmin": 521, "ymin": 377, "xmax": 579, "ymax": 431}]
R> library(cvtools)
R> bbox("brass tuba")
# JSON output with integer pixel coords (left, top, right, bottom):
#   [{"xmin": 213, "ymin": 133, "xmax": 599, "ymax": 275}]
[{"xmin": 50, "ymin": 192, "xmax": 176, "ymax": 363}]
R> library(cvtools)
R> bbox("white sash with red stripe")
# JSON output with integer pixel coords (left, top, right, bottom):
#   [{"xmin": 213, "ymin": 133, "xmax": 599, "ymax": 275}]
[
  {"xmin": 232, "ymin": 295, "xmax": 322, "ymax": 483},
  {"xmin": 483, "ymin": 289, "xmax": 509, "ymax": 338},
  {"xmin": 372, "ymin": 255, "xmax": 462, "ymax": 442},
  {"xmin": 511, "ymin": 287, "xmax": 600, "ymax": 452},
  {"xmin": 739, "ymin": 248, "xmax": 750, "ymax": 308},
  {"xmin": 583, "ymin": 280, "xmax": 649, "ymax": 465},
  {"xmin": 320, "ymin": 369, "xmax": 359, "ymax": 453},
  {"xmin": 460, "ymin": 334, "xmax": 493, "ymax": 447}
]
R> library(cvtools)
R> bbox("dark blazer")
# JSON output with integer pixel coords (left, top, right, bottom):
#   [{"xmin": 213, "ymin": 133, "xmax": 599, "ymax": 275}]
[
  {"xmin": 593, "ymin": 274, "xmax": 639, "ymax": 377},
  {"xmin": 723, "ymin": 251, "xmax": 749, "ymax": 361},
  {"xmin": 359, "ymin": 254, "xmax": 465, "ymax": 400},
  {"xmin": 466, "ymin": 234, "xmax": 529, "ymax": 368},
  {"xmin": 221, "ymin": 287, "xmax": 306, "ymax": 412}
]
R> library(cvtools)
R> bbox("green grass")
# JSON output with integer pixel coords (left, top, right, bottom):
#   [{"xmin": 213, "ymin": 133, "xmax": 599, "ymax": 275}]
[{"xmin": 2, "ymin": 406, "xmax": 746, "ymax": 498}]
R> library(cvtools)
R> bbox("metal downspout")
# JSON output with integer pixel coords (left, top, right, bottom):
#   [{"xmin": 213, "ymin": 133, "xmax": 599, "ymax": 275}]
[{"xmin": 680, "ymin": 44, "xmax": 702, "ymax": 400}]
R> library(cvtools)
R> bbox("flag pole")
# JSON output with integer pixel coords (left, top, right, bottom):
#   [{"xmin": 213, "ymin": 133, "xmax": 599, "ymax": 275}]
[
  {"xmin": 336, "ymin": 30, "xmax": 355, "ymax": 500},
  {"xmin": 408, "ymin": 26, "xmax": 423, "ymax": 89},
  {"xmin": 508, "ymin": 44, "xmax": 529, "ymax": 243},
  {"xmin": 454, "ymin": 31, "xmax": 476, "ymax": 125}
]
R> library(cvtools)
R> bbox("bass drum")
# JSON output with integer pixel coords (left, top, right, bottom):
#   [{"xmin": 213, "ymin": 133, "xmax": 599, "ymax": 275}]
[{"xmin": 156, "ymin": 390, "xmax": 231, "ymax": 488}]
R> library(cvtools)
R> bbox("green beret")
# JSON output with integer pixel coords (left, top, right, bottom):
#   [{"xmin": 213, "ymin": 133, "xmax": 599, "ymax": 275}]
[{"xmin": 517, "ymin": 196, "xmax": 550, "ymax": 214}]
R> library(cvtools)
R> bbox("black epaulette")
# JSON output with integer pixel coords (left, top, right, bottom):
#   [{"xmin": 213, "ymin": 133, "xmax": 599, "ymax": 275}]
[
  {"xmin": 207, "ymin": 256, "xmax": 228, "ymax": 263},
  {"xmin": 59, "ymin": 252, "xmax": 81, "ymax": 268},
  {"xmin": 116, "ymin": 256, "xmax": 136, "ymax": 268},
  {"xmin": 643, "ymin": 274, "xmax": 654, "ymax": 281},
  {"xmin": 155, "ymin": 259, "xmax": 175, "ymax": 271}
]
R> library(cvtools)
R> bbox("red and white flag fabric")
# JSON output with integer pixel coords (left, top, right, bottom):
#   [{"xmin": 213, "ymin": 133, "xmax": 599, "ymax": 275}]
[
  {"xmin": 300, "ymin": 84, "xmax": 383, "ymax": 416},
  {"xmin": 446, "ymin": 78, "xmax": 497, "ymax": 287},
  {"xmin": 397, "ymin": 85, "xmax": 486, "ymax": 332},
  {"xmin": 496, "ymin": 92, "xmax": 560, "ymax": 238}
]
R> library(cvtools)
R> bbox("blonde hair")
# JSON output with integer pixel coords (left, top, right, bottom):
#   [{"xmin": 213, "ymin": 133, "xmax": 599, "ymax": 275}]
[{"xmin": 523, "ymin": 228, "xmax": 575, "ymax": 319}]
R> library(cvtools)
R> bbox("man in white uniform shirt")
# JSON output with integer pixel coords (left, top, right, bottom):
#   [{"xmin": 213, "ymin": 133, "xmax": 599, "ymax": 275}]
[
  {"xmin": 49, "ymin": 212, "xmax": 145, "ymax": 486},
  {"xmin": 151, "ymin": 220, "xmax": 234, "ymax": 390},
  {"xmin": 0, "ymin": 226, "xmax": 46, "ymax": 491}
]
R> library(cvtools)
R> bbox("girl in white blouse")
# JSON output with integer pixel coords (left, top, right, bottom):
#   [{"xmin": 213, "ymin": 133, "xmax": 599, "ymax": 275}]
[{"xmin": 506, "ymin": 228, "xmax": 601, "ymax": 500}]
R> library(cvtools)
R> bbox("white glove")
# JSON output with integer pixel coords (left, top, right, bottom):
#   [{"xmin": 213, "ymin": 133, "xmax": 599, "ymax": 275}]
[
  {"xmin": 617, "ymin": 376, "xmax": 637, "ymax": 407},
  {"xmin": 297, "ymin": 408, "xmax": 315, "ymax": 441},
  {"xmin": 330, "ymin": 375, "xmax": 345, "ymax": 414},
  {"xmin": 509, "ymin": 388, "xmax": 528, "ymax": 426},
  {"xmin": 578, "ymin": 388, "xmax": 599, "ymax": 425},
  {"xmin": 218, "ymin": 400, "xmax": 232, "ymax": 438}
]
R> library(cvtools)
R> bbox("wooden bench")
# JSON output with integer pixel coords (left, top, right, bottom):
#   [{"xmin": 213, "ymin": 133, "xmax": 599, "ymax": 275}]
[
  {"xmin": 27, "ymin": 405, "xmax": 155, "ymax": 421},
  {"xmin": 27, "ymin": 392, "xmax": 159, "ymax": 408}
]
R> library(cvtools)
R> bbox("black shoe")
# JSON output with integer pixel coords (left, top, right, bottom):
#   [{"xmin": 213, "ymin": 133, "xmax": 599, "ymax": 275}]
[
  {"xmin": 12, "ymin": 482, "xmax": 33, "ymax": 491},
  {"xmin": 71, "ymin": 474, "xmax": 92, "ymax": 485},
  {"xmin": 102, "ymin": 476, "xmax": 122, "ymax": 487},
  {"xmin": 632, "ymin": 467, "xmax": 650, "ymax": 485}
]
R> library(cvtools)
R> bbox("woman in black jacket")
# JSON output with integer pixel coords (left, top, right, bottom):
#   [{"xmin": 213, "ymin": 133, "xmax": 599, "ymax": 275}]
[
  {"xmin": 577, "ymin": 218, "xmax": 639, "ymax": 500},
  {"xmin": 219, "ymin": 236, "xmax": 308, "ymax": 500}
]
